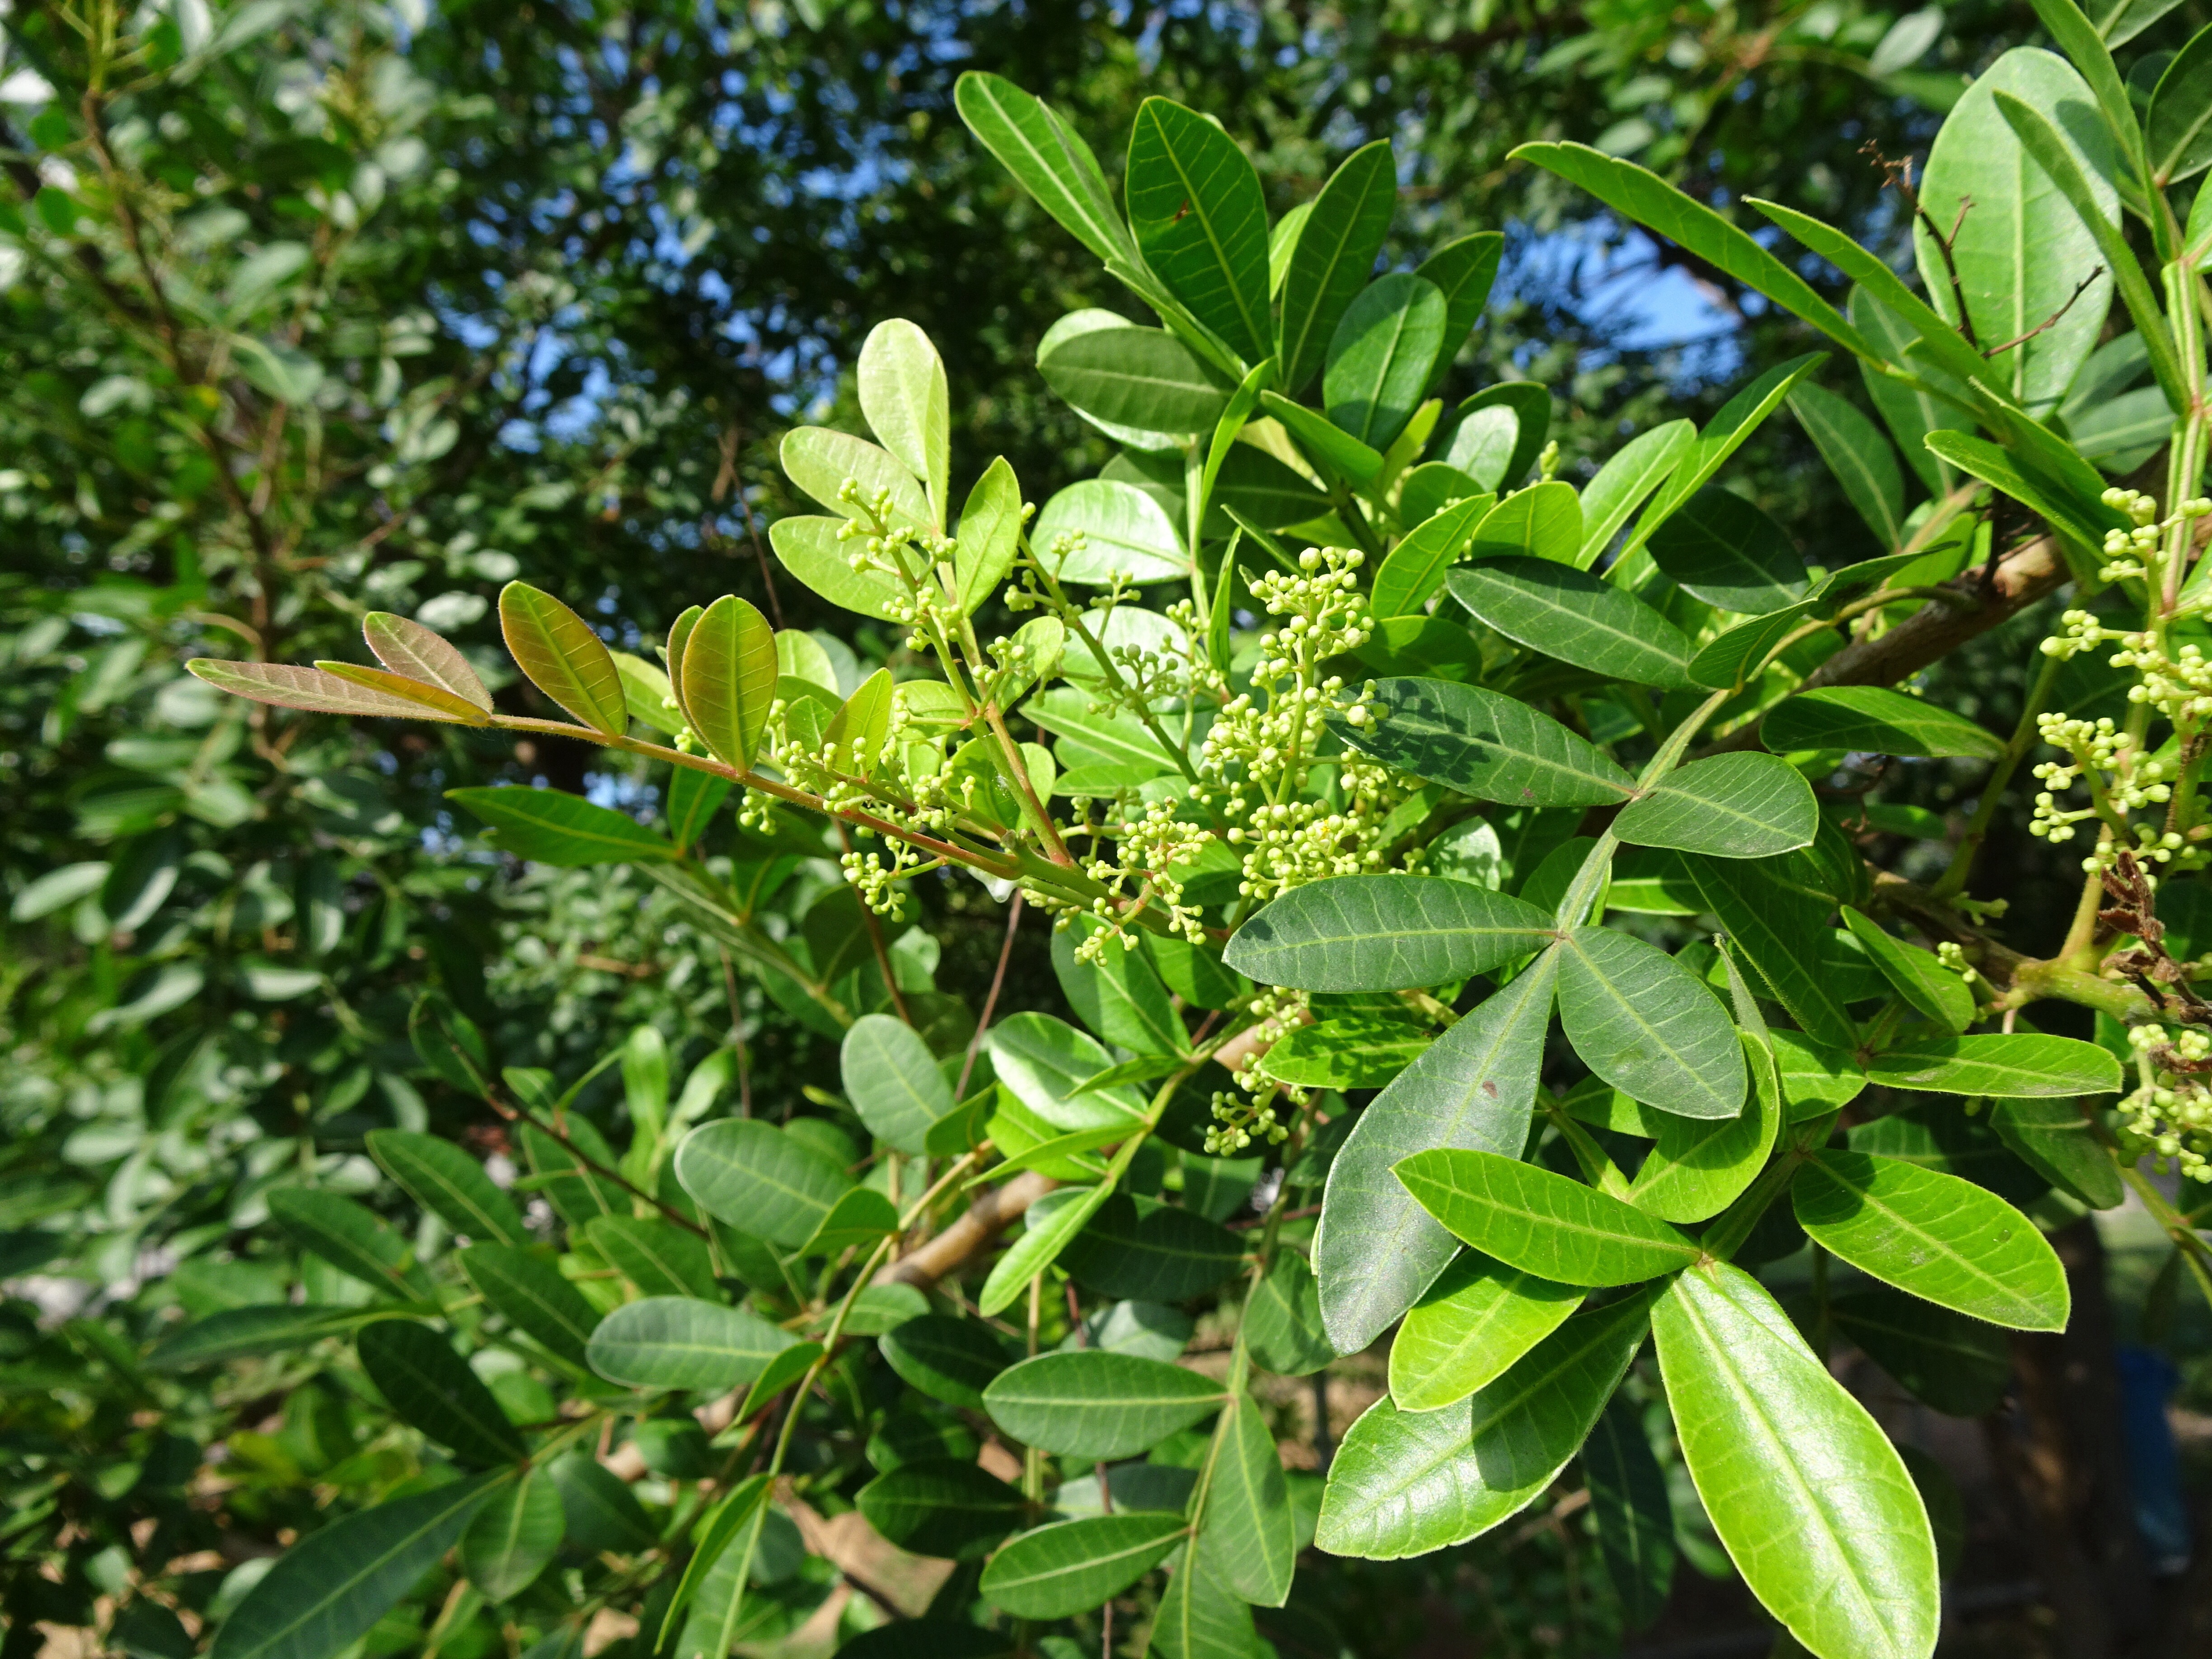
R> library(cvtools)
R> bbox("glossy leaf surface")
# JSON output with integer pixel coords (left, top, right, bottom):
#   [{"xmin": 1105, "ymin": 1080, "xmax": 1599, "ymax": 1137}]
[
  {"xmin": 1447, "ymin": 558, "xmax": 1691, "ymax": 686},
  {"xmin": 1396, "ymin": 1147, "xmax": 1701, "ymax": 1286},
  {"xmin": 1225, "ymin": 874, "xmax": 1555, "ymax": 992},
  {"xmin": 1613, "ymin": 753, "xmax": 1818, "ymax": 860},
  {"xmin": 1388, "ymin": 1251, "xmax": 1584, "ymax": 1412},
  {"xmin": 1557, "ymin": 925, "xmax": 1746, "ymax": 1121},
  {"xmin": 982, "ymin": 1351, "xmax": 1225, "ymax": 1458},
  {"xmin": 1334, "ymin": 679, "xmax": 1635, "ymax": 807}
]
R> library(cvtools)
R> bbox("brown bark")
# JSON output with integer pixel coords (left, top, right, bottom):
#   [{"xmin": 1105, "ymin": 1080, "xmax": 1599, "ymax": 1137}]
[{"xmin": 873, "ymin": 1170, "xmax": 1056, "ymax": 1291}]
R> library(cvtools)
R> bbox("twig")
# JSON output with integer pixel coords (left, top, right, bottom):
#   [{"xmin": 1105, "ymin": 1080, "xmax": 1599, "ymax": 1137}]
[
  {"xmin": 1865, "ymin": 143, "xmax": 1978, "ymax": 348},
  {"xmin": 1983, "ymin": 266, "xmax": 2104, "ymax": 359},
  {"xmin": 480, "ymin": 1086, "xmax": 711, "ymax": 1239},
  {"xmin": 957, "ymin": 891, "xmax": 1024, "ymax": 1098}
]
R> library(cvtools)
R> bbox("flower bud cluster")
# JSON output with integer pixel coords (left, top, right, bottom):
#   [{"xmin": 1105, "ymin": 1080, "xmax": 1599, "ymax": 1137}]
[
  {"xmin": 1059, "ymin": 792, "xmax": 1215, "ymax": 962},
  {"xmin": 2120, "ymin": 1022, "xmax": 2212, "ymax": 1182},
  {"xmin": 2095, "ymin": 487, "xmax": 2212, "ymax": 585}
]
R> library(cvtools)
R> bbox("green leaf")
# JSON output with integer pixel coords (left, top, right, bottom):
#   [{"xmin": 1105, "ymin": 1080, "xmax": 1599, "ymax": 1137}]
[
  {"xmin": 983, "ymin": 1512, "xmax": 1187, "ymax": 1617},
  {"xmin": 1684, "ymin": 598, "xmax": 1824, "ymax": 692},
  {"xmin": 841, "ymin": 1014, "xmax": 956, "ymax": 1157},
  {"xmin": 858, "ymin": 319, "xmax": 950, "ymax": 521},
  {"xmin": 1653, "ymin": 1263, "xmax": 1938, "ymax": 1659},
  {"xmin": 954, "ymin": 73, "xmax": 1134, "ymax": 267},
  {"xmin": 1034, "ymin": 478, "xmax": 1189, "ymax": 584},
  {"xmin": 666, "ymin": 769, "xmax": 732, "ymax": 853},
  {"xmin": 857, "ymin": 1460, "xmax": 1026, "ymax": 1561},
  {"xmin": 1558, "ymin": 925, "xmax": 1746, "ymax": 1121},
  {"xmin": 1126, "ymin": 97, "xmax": 1272, "ymax": 364},
  {"xmin": 987, "ymin": 1011, "xmax": 1147, "ymax": 1134},
  {"xmin": 1258, "ymin": 390, "xmax": 1384, "ymax": 485},
  {"xmin": 446, "ymin": 787, "xmax": 676, "ymax": 867},
  {"xmin": 498, "ymin": 582, "xmax": 626, "ymax": 736},
  {"xmin": 680, "ymin": 596, "xmax": 777, "ymax": 772},
  {"xmin": 801, "ymin": 1186, "xmax": 900, "ymax": 1256},
  {"xmin": 2151, "ymin": 25, "xmax": 2212, "ymax": 185},
  {"xmin": 1793, "ymin": 1149, "xmax": 2069, "ymax": 1330},
  {"xmin": 208, "ymin": 1473, "xmax": 504, "ymax": 1659},
  {"xmin": 1614, "ymin": 753, "xmax": 1818, "ymax": 861},
  {"xmin": 1038, "ymin": 323, "xmax": 1230, "ymax": 437},
  {"xmin": 1644, "ymin": 486, "xmax": 1809, "ymax": 615},
  {"xmin": 363, "ymin": 611, "xmax": 491, "ymax": 711},
  {"xmin": 1577, "ymin": 421, "xmax": 1695, "ymax": 568},
  {"xmin": 186, "ymin": 659, "xmax": 480, "ymax": 722},
  {"xmin": 1992, "ymin": 1097, "xmax": 2123, "ymax": 1208},
  {"xmin": 1629, "ymin": 355, "xmax": 1828, "ymax": 558},
  {"xmin": 1627, "ymin": 1031, "xmax": 1782, "ymax": 1223},
  {"xmin": 1317, "ymin": 1289, "xmax": 1657, "ymax": 1559},
  {"xmin": 1915, "ymin": 48, "xmax": 2117, "ymax": 414},
  {"xmin": 462, "ymin": 1467, "xmax": 564, "ymax": 1603},
  {"xmin": 1368, "ymin": 494, "xmax": 1493, "ymax": 618},
  {"xmin": 314, "ymin": 661, "xmax": 493, "ymax": 725},
  {"xmin": 1054, "ymin": 915, "xmax": 1189, "ymax": 1057},
  {"xmin": 585, "ymin": 1214, "xmax": 719, "ymax": 1300},
  {"xmin": 1683, "ymin": 858, "xmax": 1858, "ymax": 1050},
  {"xmin": 1279, "ymin": 141, "xmax": 1396, "ymax": 393},
  {"xmin": 1850, "ymin": 287, "xmax": 1971, "ymax": 494},
  {"xmin": 1448, "ymin": 554, "xmax": 1694, "ymax": 685},
  {"xmin": 1152, "ymin": 1550, "xmax": 1263, "ymax": 1659},
  {"xmin": 1315, "ymin": 952, "xmax": 1561, "ymax": 1352},
  {"xmin": 1324, "ymin": 273, "xmax": 1447, "ymax": 450},
  {"xmin": 1254, "ymin": 1015, "xmax": 1431, "ymax": 1089},
  {"xmin": 780, "ymin": 425, "xmax": 930, "ymax": 530},
  {"xmin": 1334, "ymin": 679, "xmax": 1636, "ymax": 807},
  {"xmin": 880, "ymin": 1314, "xmax": 1011, "ymax": 1410},
  {"xmin": 1839, "ymin": 909, "xmax": 1976, "ymax": 1032},
  {"xmin": 547, "ymin": 1452, "xmax": 657, "ymax": 1553},
  {"xmin": 977, "ymin": 1183, "xmax": 1115, "ymax": 1317},
  {"xmin": 955, "ymin": 455, "xmax": 1024, "ymax": 616},
  {"xmin": 768, "ymin": 515, "xmax": 903, "ymax": 620},
  {"xmin": 982, "ymin": 1350, "xmax": 1225, "ymax": 1458},
  {"xmin": 1829, "ymin": 1286, "xmax": 2010, "ymax": 1417},
  {"xmin": 1243, "ymin": 1251, "xmax": 1335, "ymax": 1377},
  {"xmin": 1866, "ymin": 1032, "xmax": 2121, "ymax": 1097},
  {"xmin": 1387, "ymin": 1251, "xmax": 1584, "ymax": 1413},
  {"xmin": 517, "ymin": 1117, "xmax": 625, "ymax": 1231},
  {"xmin": 660, "ymin": 1477, "xmax": 773, "ymax": 1643},
  {"xmin": 1790, "ymin": 383, "xmax": 1906, "ymax": 551},
  {"xmin": 675, "ymin": 1119, "xmax": 854, "ymax": 1248},
  {"xmin": 586, "ymin": 1295, "xmax": 801, "ymax": 1391},
  {"xmin": 1062, "ymin": 1194, "xmax": 1243, "ymax": 1302},
  {"xmin": 458, "ymin": 1244, "xmax": 600, "ymax": 1369},
  {"xmin": 1416, "ymin": 232, "xmax": 1505, "ymax": 389},
  {"xmin": 357, "ymin": 1321, "xmax": 527, "ymax": 1466},
  {"xmin": 1396, "ymin": 1148, "xmax": 1701, "ymax": 1286},
  {"xmin": 266, "ymin": 1188, "xmax": 430, "ymax": 1300},
  {"xmin": 1921, "ymin": 428, "xmax": 2122, "ymax": 552},
  {"xmin": 1511, "ymin": 145, "xmax": 1868, "ymax": 360},
  {"xmin": 147, "ymin": 1305, "xmax": 388, "ymax": 1368},
  {"xmin": 366, "ymin": 1130, "xmax": 529, "ymax": 1245},
  {"xmin": 1583, "ymin": 1396, "xmax": 1676, "ymax": 1631},
  {"xmin": 1199, "ymin": 1393, "xmax": 1296, "ymax": 1604},
  {"xmin": 1224, "ymin": 874, "xmax": 1555, "ymax": 993},
  {"xmin": 1467, "ymin": 478, "xmax": 1580, "ymax": 562}
]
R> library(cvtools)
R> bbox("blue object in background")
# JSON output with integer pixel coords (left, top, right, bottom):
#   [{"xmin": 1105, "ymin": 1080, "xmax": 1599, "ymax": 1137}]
[{"xmin": 2117, "ymin": 1344, "xmax": 2191, "ymax": 1571}]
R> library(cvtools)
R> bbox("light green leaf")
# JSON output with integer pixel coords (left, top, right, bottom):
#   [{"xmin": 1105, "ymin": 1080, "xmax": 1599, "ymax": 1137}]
[
  {"xmin": 1224, "ymin": 873, "xmax": 1555, "ymax": 993},
  {"xmin": 187, "ymin": 659, "xmax": 479, "ymax": 723},
  {"xmin": 1315, "ymin": 952, "xmax": 1561, "ymax": 1352},
  {"xmin": 1368, "ymin": 494, "xmax": 1492, "ymax": 617},
  {"xmin": 1790, "ymin": 383, "xmax": 1906, "ymax": 551},
  {"xmin": 366, "ymin": 1129, "xmax": 529, "ymax": 1245},
  {"xmin": 1645, "ymin": 486, "xmax": 1809, "ymax": 615},
  {"xmin": 880, "ymin": 1314, "xmax": 1011, "ymax": 1410},
  {"xmin": 1793, "ymin": 1149, "xmax": 2070, "ymax": 1330},
  {"xmin": 1829, "ymin": 1287, "xmax": 2010, "ymax": 1417},
  {"xmin": 1254, "ymin": 1015, "xmax": 1431, "ymax": 1089},
  {"xmin": 584, "ymin": 1214, "xmax": 719, "ymax": 1300},
  {"xmin": 1683, "ymin": 858, "xmax": 1858, "ymax": 1050},
  {"xmin": 779, "ymin": 425, "xmax": 930, "ymax": 530},
  {"xmin": 842, "ymin": 1014, "xmax": 956, "ymax": 1156},
  {"xmin": 982, "ymin": 1350, "xmax": 1226, "ymax": 1458},
  {"xmin": 1628, "ymin": 1031, "xmax": 1781, "ymax": 1223},
  {"xmin": 1126, "ymin": 97, "xmax": 1273, "ymax": 364},
  {"xmin": 1258, "ymin": 390, "xmax": 1384, "ymax": 485},
  {"xmin": 1151, "ymin": 1551, "xmax": 1264, "ymax": 1659},
  {"xmin": 463, "ymin": 1467, "xmax": 564, "ymax": 1602},
  {"xmin": 858, "ymin": 319, "xmax": 950, "ymax": 522},
  {"xmin": 1324, "ymin": 273, "xmax": 1447, "ymax": 450},
  {"xmin": 1992, "ymin": 1097, "xmax": 2123, "ymax": 1208},
  {"xmin": 1396, "ymin": 1148, "xmax": 1700, "ymax": 1286},
  {"xmin": 978, "ymin": 1183, "xmax": 1114, "ymax": 1317},
  {"xmin": 1653, "ymin": 1263, "xmax": 1938, "ymax": 1659},
  {"xmin": 1317, "ymin": 1289, "xmax": 1656, "ymax": 1559},
  {"xmin": 1614, "ymin": 753, "xmax": 1818, "ymax": 860},
  {"xmin": 857, "ymin": 1459, "xmax": 1025, "ymax": 1562},
  {"xmin": 1684, "ymin": 598, "xmax": 1824, "ymax": 692},
  {"xmin": 680, "ymin": 595, "xmax": 777, "ymax": 771},
  {"xmin": 459, "ymin": 1244, "xmax": 600, "ymax": 1368},
  {"xmin": 1054, "ymin": 915, "xmax": 1189, "ymax": 1056},
  {"xmin": 675, "ymin": 1119, "xmax": 855, "ymax": 1248},
  {"xmin": 1558, "ymin": 925, "xmax": 1746, "ymax": 1121},
  {"xmin": 209, "ymin": 1474, "xmax": 504, "ymax": 1659},
  {"xmin": 1577, "ymin": 421, "xmax": 1695, "ymax": 567},
  {"xmin": 363, "ymin": 611, "xmax": 491, "ymax": 711},
  {"xmin": 1850, "ymin": 286, "xmax": 1970, "ymax": 495},
  {"xmin": 1334, "ymin": 679, "xmax": 1636, "ymax": 807},
  {"xmin": 1921, "ymin": 428, "xmax": 2121, "ymax": 551},
  {"xmin": 983, "ymin": 1513, "xmax": 1187, "ymax": 1618},
  {"xmin": 1278, "ymin": 140, "xmax": 1396, "ymax": 394},
  {"xmin": 955, "ymin": 455, "xmax": 1023, "ymax": 617},
  {"xmin": 1584, "ymin": 1396, "xmax": 1677, "ymax": 1630},
  {"xmin": 1415, "ymin": 232, "xmax": 1505, "ymax": 390},
  {"xmin": 1467, "ymin": 478, "xmax": 1581, "ymax": 563},
  {"xmin": 1448, "ymin": 557, "xmax": 1691, "ymax": 686},
  {"xmin": 1038, "ymin": 323, "xmax": 1230, "ymax": 437},
  {"xmin": 498, "ymin": 582, "xmax": 626, "ymax": 736},
  {"xmin": 1030, "ymin": 684, "xmax": 1181, "ymax": 775},
  {"xmin": 800, "ymin": 1185, "xmax": 899, "ymax": 1256},
  {"xmin": 1200, "ymin": 1393, "xmax": 1296, "ymax": 1604},
  {"xmin": 954, "ymin": 73, "xmax": 1134, "ymax": 266},
  {"xmin": 1387, "ymin": 1251, "xmax": 1583, "ymax": 1413},
  {"xmin": 266, "ymin": 1189, "xmax": 430, "ymax": 1300},
  {"xmin": 986, "ymin": 1011, "xmax": 1147, "ymax": 1133},
  {"xmin": 1914, "ymin": 48, "xmax": 2116, "ymax": 414},
  {"xmin": 767, "ymin": 515, "xmax": 903, "ymax": 620},
  {"xmin": 358, "ymin": 1321, "xmax": 527, "ymax": 1466},
  {"xmin": 314, "ymin": 660, "xmax": 492, "ymax": 725},
  {"xmin": 1243, "ymin": 1251, "xmax": 1335, "ymax": 1377},
  {"xmin": 660, "ymin": 1477, "xmax": 772, "ymax": 1642},
  {"xmin": 1839, "ymin": 909, "xmax": 1977, "ymax": 1032},
  {"xmin": 446, "ymin": 787, "xmax": 675, "ymax": 867},
  {"xmin": 1034, "ymin": 478, "xmax": 1189, "ymax": 584},
  {"xmin": 586, "ymin": 1296, "xmax": 801, "ymax": 1391}
]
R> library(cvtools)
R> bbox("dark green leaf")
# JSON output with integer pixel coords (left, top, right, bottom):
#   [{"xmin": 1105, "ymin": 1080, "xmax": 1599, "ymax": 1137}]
[
  {"xmin": 983, "ymin": 1512, "xmax": 1188, "ymax": 1617},
  {"xmin": 1054, "ymin": 915, "xmax": 1190, "ymax": 1057},
  {"xmin": 1830, "ymin": 1286, "xmax": 2010, "ymax": 1417},
  {"xmin": 858, "ymin": 1459, "xmax": 1026, "ymax": 1561},
  {"xmin": 1684, "ymin": 599, "xmax": 1824, "ymax": 692},
  {"xmin": 547, "ymin": 1452, "xmax": 656, "ymax": 1553},
  {"xmin": 447, "ymin": 786, "xmax": 676, "ymax": 867},
  {"xmin": 880, "ymin": 1314, "xmax": 1012, "ymax": 1410},
  {"xmin": 675, "ymin": 1118, "xmax": 854, "ymax": 1248},
  {"xmin": 1125, "ymin": 97, "xmax": 1272, "ymax": 363},
  {"xmin": 1584, "ymin": 1396, "xmax": 1676, "ymax": 1631},
  {"xmin": 1865, "ymin": 1033, "xmax": 2122, "ymax": 1097},
  {"xmin": 1613, "ymin": 753, "xmax": 1819, "ymax": 860},
  {"xmin": 586, "ymin": 1296, "xmax": 801, "ymax": 1391},
  {"xmin": 977, "ymin": 1183, "xmax": 1115, "ymax": 1318},
  {"xmin": 1558, "ymin": 925, "xmax": 1746, "ymax": 1121},
  {"xmin": 585, "ymin": 1214, "xmax": 720, "ymax": 1300},
  {"xmin": 459, "ymin": 1244, "xmax": 600, "ymax": 1368},
  {"xmin": 462, "ymin": 1467, "xmax": 564, "ymax": 1602},
  {"xmin": 357, "ymin": 1321, "xmax": 527, "ymax": 1466},
  {"xmin": 954, "ymin": 72, "xmax": 1134, "ymax": 266},
  {"xmin": 1839, "ymin": 909, "xmax": 1977, "ymax": 1031},
  {"xmin": 841, "ymin": 1014, "xmax": 956, "ymax": 1157},
  {"xmin": 1334, "ymin": 679, "xmax": 1635, "ymax": 806},
  {"xmin": 1200, "ymin": 1393, "xmax": 1296, "ymax": 1604},
  {"xmin": 1368, "ymin": 494, "xmax": 1493, "ymax": 618},
  {"xmin": 982, "ymin": 1350, "xmax": 1225, "ymax": 1458},
  {"xmin": 1447, "ymin": 558, "xmax": 1691, "ymax": 687},
  {"xmin": 1038, "ymin": 323, "xmax": 1230, "ymax": 436},
  {"xmin": 1992, "ymin": 1097, "xmax": 2124, "ymax": 1208},
  {"xmin": 1258, "ymin": 391, "xmax": 1384, "ymax": 485},
  {"xmin": 1063, "ymin": 1194, "xmax": 1244, "ymax": 1302},
  {"xmin": 1790, "ymin": 383, "xmax": 1906, "ymax": 551},
  {"xmin": 148, "ymin": 1305, "xmax": 386, "ymax": 1369},
  {"xmin": 1279, "ymin": 141, "xmax": 1395, "ymax": 394},
  {"xmin": 266, "ymin": 1188, "xmax": 429, "ymax": 1300},
  {"xmin": 1225, "ymin": 873, "xmax": 1555, "ymax": 992},
  {"xmin": 366, "ymin": 1129, "xmax": 529, "ymax": 1245},
  {"xmin": 1763, "ymin": 686, "xmax": 2003, "ymax": 759},
  {"xmin": 1243, "ymin": 1251, "xmax": 1336, "ymax": 1377},
  {"xmin": 1578, "ymin": 421, "xmax": 1696, "ymax": 567},
  {"xmin": 1644, "ymin": 486, "xmax": 1809, "ymax": 615},
  {"xmin": 1683, "ymin": 858, "xmax": 1857, "ymax": 1050},
  {"xmin": 1414, "ymin": 232, "xmax": 1504, "ymax": 389},
  {"xmin": 1324, "ymin": 273, "xmax": 1447, "ymax": 450}
]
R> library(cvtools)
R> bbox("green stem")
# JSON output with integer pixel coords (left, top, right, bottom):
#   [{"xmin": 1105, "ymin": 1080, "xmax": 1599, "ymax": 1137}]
[{"xmin": 1930, "ymin": 646, "xmax": 2064, "ymax": 901}]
